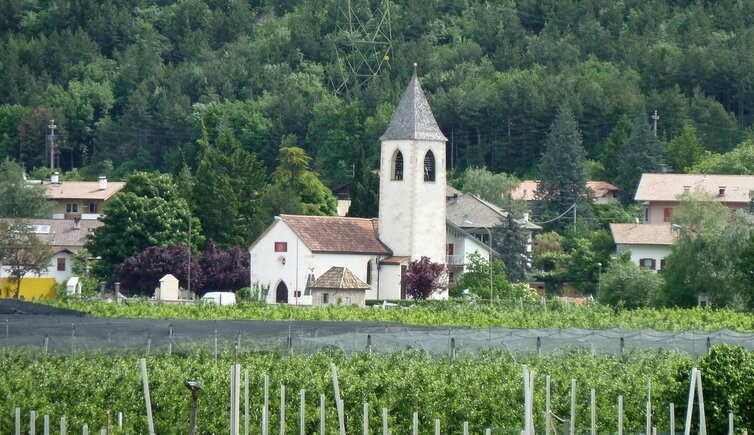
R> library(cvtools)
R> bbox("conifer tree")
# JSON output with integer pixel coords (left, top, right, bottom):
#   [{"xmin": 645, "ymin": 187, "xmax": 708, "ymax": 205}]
[
  {"xmin": 616, "ymin": 114, "xmax": 665, "ymax": 202},
  {"xmin": 601, "ymin": 114, "xmax": 631, "ymax": 182},
  {"xmin": 347, "ymin": 153, "xmax": 379, "ymax": 218},
  {"xmin": 534, "ymin": 104, "xmax": 592, "ymax": 232},
  {"xmin": 492, "ymin": 212, "xmax": 531, "ymax": 283},
  {"xmin": 192, "ymin": 124, "xmax": 266, "ymax": 247}
]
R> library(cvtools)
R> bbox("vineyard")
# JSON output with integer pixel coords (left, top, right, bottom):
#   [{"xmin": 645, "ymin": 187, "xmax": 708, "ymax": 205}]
[
  {"xmin": 1, "ymin": 345, "xmax": 752, "ymax": 434},
  {"xmin": 50, "ymin": 299, "xmax": 754, "ymax": 332}
]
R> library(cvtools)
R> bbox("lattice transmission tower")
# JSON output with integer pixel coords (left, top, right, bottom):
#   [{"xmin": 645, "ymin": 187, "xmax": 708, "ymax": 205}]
[{"xmin": 330, "ymin": 0, "xmax": 393, "ymax": 95}]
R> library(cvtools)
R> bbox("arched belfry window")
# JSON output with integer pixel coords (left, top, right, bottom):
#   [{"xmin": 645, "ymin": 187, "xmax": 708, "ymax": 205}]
[
  {"xmin": 392, "ymin": 150, "xmax": 404, "ymax": 181},
  {"xmin": 423, "ymin": 150, "xmax": 435, "ymax": 182}
]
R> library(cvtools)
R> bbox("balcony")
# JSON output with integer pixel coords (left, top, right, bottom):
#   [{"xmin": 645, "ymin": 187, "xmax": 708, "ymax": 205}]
[{"xmin": 445, "ymin": 254, "xmax": 465, "ymax": 265}]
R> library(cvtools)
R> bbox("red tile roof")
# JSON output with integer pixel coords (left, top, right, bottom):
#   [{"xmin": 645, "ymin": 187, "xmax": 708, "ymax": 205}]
[
  {"xmin": 279, "ymin": 214, "xmax": 392, "ymax": 255},
  {"xmin": 511, "ymin": 180, "xmax": 618, "ymax": 201},
  {"xmin": 635, "ymin": 173, "xmax": 754, "ymax": 203},
  {"xmin": 609, "ymin": 223, "xmax": 676, "ymax": 246}
]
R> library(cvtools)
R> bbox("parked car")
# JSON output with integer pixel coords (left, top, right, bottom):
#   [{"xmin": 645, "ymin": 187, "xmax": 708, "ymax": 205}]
[{"xmin": 201, "ymin": 292, "xmax": 236, "ymax": 306}]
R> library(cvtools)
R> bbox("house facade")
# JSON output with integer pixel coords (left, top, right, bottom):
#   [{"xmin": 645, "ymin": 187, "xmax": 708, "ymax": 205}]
[
  {"xmin": 250, "ymin": 72, "xmax": 492, "ymax": 303},
  {"xmin": 635, "ymin": 173, "xmax": 754, "ymax": 224},
  {"xmin": 43, "ymin": 174, "xmax": 125, "ymax": 220},
  {"xmin": 609, "ymin": 223, "xmax": 676, "ymax": 273},
  {"xmin": 0, "ymin": 218, "xmax": 102, "ymax": 284}
]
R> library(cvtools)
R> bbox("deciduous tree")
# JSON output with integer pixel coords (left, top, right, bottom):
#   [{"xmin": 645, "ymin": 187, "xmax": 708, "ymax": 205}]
[
  {"xmin": 114, "ymin": 246, "xmax": 204, "ymax": 296},
  {"xmin": 403, "ymin": 256, "xmax": 447, "ymax": 300},
  {"xmin": 0, "ymin": 159, "xmax": 52, "ymax": 218},
  {"xmin": 0, "ymin": 221, "xmax": 53, "ymax": 299}
]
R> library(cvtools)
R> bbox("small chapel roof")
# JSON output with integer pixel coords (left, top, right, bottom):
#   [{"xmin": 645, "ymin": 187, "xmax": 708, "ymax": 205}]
[
  {"xmin": 309, "ymin": 266, "xmax": 370, "ymax": 290},
  {"xmin": 380, "ymin": 70, "xmax": 448, "ymax": 142},
  {"xmin": 275, "ymin": 214, "xmax": 392, "ymax": 255}
]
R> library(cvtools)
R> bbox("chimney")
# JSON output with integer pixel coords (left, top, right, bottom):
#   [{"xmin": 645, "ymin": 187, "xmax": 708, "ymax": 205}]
[
  {"xmin": 718, "ymin": 186, "xmax": 726, "ymax": 196},
  {"xmin": 99, "ymin": 176, "xmax": 107, "ymax": 190},
  {"xmin": 683, "ymin": 185, "xmax": 691, "ymax": 195},
  {"xmin": 51, "ymin": 172, "xmax": 59, "ymax": 184},
  {"xmin": 73, "ymin": 218, "xmax": 81, "ymax": 230},
  {"xmin": 452, "ymin": 193, "xmax": 458, "ymax": 204}
]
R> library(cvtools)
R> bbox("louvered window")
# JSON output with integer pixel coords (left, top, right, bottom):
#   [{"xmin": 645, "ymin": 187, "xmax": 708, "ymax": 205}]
[
  {"xmin": 392, "ymin": 151, "xmax": 403, "ymax": 180},
  {"xmin": 424, "ymin": 150, "xmax": 435, "ymax": 181}
]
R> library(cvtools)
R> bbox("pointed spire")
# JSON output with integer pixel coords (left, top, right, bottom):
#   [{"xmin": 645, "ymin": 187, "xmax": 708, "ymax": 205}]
[{"xmin": 380, "ymin": 68, "xmax": 447, "ymax": 141}]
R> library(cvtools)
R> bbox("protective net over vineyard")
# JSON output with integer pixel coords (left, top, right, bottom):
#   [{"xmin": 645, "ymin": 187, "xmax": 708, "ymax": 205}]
[{"xmin": 4, "ymin": 315, "xmax": 753, "ymax": 356}]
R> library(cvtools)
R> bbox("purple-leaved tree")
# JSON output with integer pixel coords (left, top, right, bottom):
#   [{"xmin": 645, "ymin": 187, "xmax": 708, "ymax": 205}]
[
  {"xmin": 403, "ymin": 256, "xmax": 447, "ymax": 300},
  {"xmin": 115, "ymin": 246, "xmax": 204, "ymax": 296},
  {"xmin": 200, "ymin": 241, "xmax": 250, "ymax": 292}
]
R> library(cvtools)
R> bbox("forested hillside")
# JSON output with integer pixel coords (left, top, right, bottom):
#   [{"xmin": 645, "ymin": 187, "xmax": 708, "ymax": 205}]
[{"xmin": 1, "ymin": 0, "xmax": 753, "ymax": 187}]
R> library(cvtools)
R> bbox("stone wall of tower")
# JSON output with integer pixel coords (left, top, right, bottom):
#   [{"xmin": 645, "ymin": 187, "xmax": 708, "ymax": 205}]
[{"xmin": 378, "ymin": 139, "xmax": 446, "ymax": 264}]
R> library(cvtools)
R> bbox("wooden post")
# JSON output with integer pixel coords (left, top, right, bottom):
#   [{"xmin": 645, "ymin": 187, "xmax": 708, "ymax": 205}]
[
  {"xmin": 590, "ymin": 388, "xmax": 596, "ymax": 435},
  {"xmin": 412, "ymin": 411, "xmax": 418, "ymax": 435},
  {"xmin": 330, "ymin": 364, "xmax": 346, "ymax": 435},
  {"xmin": 618, "ymin": 395, "xmax": 623, "ymax": 435},
  {"xmin": 670, "ymin": 403, "xmax": 675, "ymax": 435},
  {"xmin": 60, "ymin": 416, "xmax": 66, "ymax": 435},
  {"xmin": 263, "ymin": 374, "xmax": 269, "ymax": 435},
  {"xmin": 139, "ymin": 358, "xmax": 155, "ymax": 435},
  {"xmin": 363, "ymin": 403, "xmax": 369, "ymax": 435},
  {"xmin": 382, "ymin": 408, "xmax": 388, "ymax": 435},
  {"xmin": 245, "ymin": 371, "xmax": 250, "ymax": 435},
  {"xmin": 43, "ymin": 414, "xmax": 49, "ymax": 435},
  {"xmin": 320, "ymin": 394, "xmax": 326, "ymax": 435},
  {"xmin": 570, "ymin": 379, "xmax": 576, "ymax": 435},
  {"xmin": 545, "ymin": 375, "xmax": 551, "ymax": 435},
  {"xmin": 280, "ymin": 384, "xmax": 286, "ymax": 435},
  {"xmin": 684, "ymin": 368, "xmax": 697, "ymax": 435},
  {"xmin": 15, "ymin": 407, "xmax": 20, "ymax": 435},
  {"xmin": 300, "ymin": 390, "xmax": 305, "ymax": 435},
  {"xmin": 696, "ymin": 369, "xmax": 706, "ymax": 435},
  {"xmin": 29, "ymin": 410, "xmax": 35, "ymax": 435}
]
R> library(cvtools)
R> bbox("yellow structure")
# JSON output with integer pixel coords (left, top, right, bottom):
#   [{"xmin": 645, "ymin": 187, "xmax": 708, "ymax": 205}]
[{"xmin": 1, "ymin": 277, "xmax": 57, "ymax": 301}]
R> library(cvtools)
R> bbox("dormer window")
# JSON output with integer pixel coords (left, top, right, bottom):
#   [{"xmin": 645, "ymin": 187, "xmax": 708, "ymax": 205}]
[
  {"xmin": 423, "ymin": 150, "xmax": 435, "ymax": 182},
  {"xmin": 392, "ymin": 150, "xmax": 403, "ymax": 181}
]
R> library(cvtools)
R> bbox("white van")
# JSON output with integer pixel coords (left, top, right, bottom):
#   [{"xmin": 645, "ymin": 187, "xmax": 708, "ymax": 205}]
[{"xmin": 201, "ymin": 292, "xmax": 236, "ymax": 306}]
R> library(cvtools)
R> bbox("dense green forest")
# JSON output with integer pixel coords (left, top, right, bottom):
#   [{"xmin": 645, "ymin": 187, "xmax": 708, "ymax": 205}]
[{"xmin": 2, "ymin": 0, "xmax": 754, "ymax": 189}]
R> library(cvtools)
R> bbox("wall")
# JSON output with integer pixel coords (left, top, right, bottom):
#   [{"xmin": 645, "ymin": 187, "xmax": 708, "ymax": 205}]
[
  {"xmin": 377, "ymin": 264, "xmax": 402, "ymax": 300},
  {"xmin": 1, "ymin": 252, "xmax": 74, "ymax": 284},
  {"xmin": 378, "ymin": 139, "xmax": 446, "ymax": 265},
  {"xmin": 51, "ymin": 200, "xmax": 104, "ymax": 220},
  {"xmin": 311, "ymin": 288, "xmax": 366, "ymax": 307},
  {"xmin": 646, "ymin": 200, "xmax": 747, "ymax": 224},
  {"xmin": 1, "ymin": 277, "xmax": 56, "ymax": 300},
  {"xmin": 615, "ymin": 243, "xmax": 672, "ymax": 273},
  {"xmin": 250, "ymin": 221, "xmax": 381, "ymax": 304}
]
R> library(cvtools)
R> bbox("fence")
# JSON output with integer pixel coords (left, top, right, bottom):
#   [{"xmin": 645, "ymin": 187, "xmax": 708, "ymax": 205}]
[{"xmin": 3, "ymin": 315, "xmax": 753, "ymax": 357}]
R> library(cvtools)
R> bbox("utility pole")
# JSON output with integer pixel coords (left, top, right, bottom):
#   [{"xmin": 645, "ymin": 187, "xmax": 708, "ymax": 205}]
[
  {"xmin": 651, "ymin": 110, "xmax": 659, "ymax": 137},
  {"xmin": 46, "ymin": 120, "xmax": 57, "ymax": 171},
  {"xmin": 187, "ymin": 218, "xmax": 192, "ymax": 296}
]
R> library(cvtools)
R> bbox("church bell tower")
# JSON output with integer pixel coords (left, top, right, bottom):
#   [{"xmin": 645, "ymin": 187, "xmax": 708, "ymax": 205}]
[{"xmin": 378, "ymin": 69, "xmax": 447, "ymax": 264}]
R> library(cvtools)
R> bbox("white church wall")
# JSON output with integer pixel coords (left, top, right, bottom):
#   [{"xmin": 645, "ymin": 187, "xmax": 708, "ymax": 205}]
[
  {"xmin": 377, "ymin": 264, "xmax": 403, "ymax": 300},
  {"xmin": 250, "ymin": 220, "xmax": 383, "ymax": 305}
]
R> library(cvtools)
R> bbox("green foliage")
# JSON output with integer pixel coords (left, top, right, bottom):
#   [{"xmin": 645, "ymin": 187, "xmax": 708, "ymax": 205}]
[
  {"xmin": 690, "ymin": 139, "xmax": 754, "ymax": 175},
  {"xmin": 492, "ymin": 212, "xmax": 531, "ymax": 283},
  {"xmin": 403, "ymin": 256, "xmax": 447, "ymax": 300},
  {"xmin": 0, "ymin": 159, "xmax": 52, "ymax": 218},
  {"xmin": 599, "ymin": 255, "xmax": 664, "ymax": 308},
  {"xmin": 451, "ymin": 252, "xmax": 519, "ymax": 300},
  {"xmin": 664, "ymin": 123, "xmax": 703, "ymax": 173},
  {"xmin": 601, "ymin": 114, "xmax": 631, "ymax": 182},
  {"xmin": 615, "ymin": 115, "xmax": 664, "ymax": 202},
  {"xmin": 273, "ymin": 146, "xmax": 337, "ymax": 216},
  {"xmin": 457, "ymin": 167, "xmax": 522, "ymax": 209},
  {"xmin": 683, "ymin": 345, "xmax": 754, "ymax": 434},
  {"xmin": 534, "ymin": 104, "xmax": 593, "ymax": 232},
  {"xmin": 659, "ymin": 192, "xmax": 752, "ymax": 308},
  {"xmin": 49, "ymin": 298, "xmax": 754, "ymax": 332},
  {"xmin": 8, "ymin": 347, "xmax": 751, "ymax": 434},
  {"xmin": 84, "ymin": 172, "xmax": 203, "ymax": 279},
  {"xmin": 192, "ymin": 127, "xmax": 266, "ymax": 247},
  {"xmin": 346, "ymin": 153, "xmax": 379, "ymax": 218}
]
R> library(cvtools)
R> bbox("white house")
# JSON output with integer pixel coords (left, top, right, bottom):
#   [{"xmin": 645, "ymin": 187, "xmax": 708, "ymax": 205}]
[
  {"xmin": 609, "ymin": 223, "xmax": 676, "ymax": 272},
  {"xmin": 249, "ymin": 71, "xmax": 492, "ymax": 303},
  {"xmin": 0, "ymin": 218, "xmax": 102, "ymax": 283}
]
